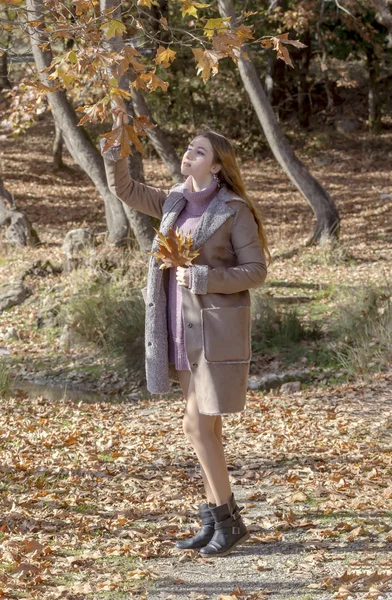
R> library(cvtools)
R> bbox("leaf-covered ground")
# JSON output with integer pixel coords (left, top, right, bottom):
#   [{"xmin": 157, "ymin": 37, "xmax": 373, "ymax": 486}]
[
  {"xmin": 0, "ymin": 116, "xmax": 392, "ymax": 599},
  {"xmin": 1, "ymin": 370, "xmax": 392, "ymax": 599}
]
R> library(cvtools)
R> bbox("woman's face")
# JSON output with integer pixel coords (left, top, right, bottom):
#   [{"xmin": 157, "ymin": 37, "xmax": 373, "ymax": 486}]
[{"xmin": 181, "ymin": 136, "xmax": 220, "ymax": 180}]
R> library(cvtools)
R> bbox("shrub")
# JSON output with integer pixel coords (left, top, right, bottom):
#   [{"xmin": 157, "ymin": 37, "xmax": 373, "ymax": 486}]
[
  {"xmin": 329, "ymin": 286, "xmax": 392, "ymax": 377},
  {"xmin": 0, "ymin": 362, "xmax": 11, "ymax": 398},
  {"xmin": 251, "ymin": 291, "xmax": 320, "ymax": 354},
  {"xmin": 63, "ymin": 281, "xmax": 146, "ymax": 381}
]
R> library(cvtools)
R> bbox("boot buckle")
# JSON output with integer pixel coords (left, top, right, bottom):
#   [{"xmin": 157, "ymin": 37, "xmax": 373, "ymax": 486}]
[{"xmin": 232, "ymin": 526, "xmax": 241, "ymax": 534}]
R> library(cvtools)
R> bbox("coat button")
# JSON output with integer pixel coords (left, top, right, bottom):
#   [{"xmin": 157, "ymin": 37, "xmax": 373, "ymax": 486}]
[
  {"xmin": 192, "ymin": 362, "xmax": 198, "ymax": 368},
  {"xmin": 147, "ymin": 342, "xmax": 152, "ymax": 346},
  {"xmin": 149, "ymin": 302, "xmax": 154, "ymax": 307},
  {"xmin": 187, "ymin": 323, "xmax": 193, "ymax": 328}
]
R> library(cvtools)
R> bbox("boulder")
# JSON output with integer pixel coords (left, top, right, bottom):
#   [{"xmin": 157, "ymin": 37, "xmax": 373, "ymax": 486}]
[
  {"xmin": 248, "ymin": 369, "xmax": 311, "ymax": 392},
  {"xmin": 0, "ymin": 281, "xmax": 32, "ymax": 312},
  {"xmin": 58, "ymin": 325, "xmax": 85, "ymax": 351},
  {"xmin": 62, "ymin": 228, "xmax": 94, "ymax": 272},
  {"xmin": 5, "ymin": 326, "xmax": 19, "ymax": 340},
  {"xmin": 36, "ymin": 305, "xmax": 61, "ymax": 329},
  {"xmin": 0, "ymin": 205, "xmax": 40, "ymax": 247},
  {"xmin": 22, "ymin": 260, "xmax": 62, "ymax": 280},
  {"xmin": 0, "ymin": 178, "xmax": 39, "ymax": 246},
  {"xmin": 335, "ymin": 119, "xmax": 361, "ymax": 134},
  {"xmin": 280, "ymin": 381, "xmax": 302, "ymax": 394},
  {"xmin": 62, "ymin": 228, "xmax": 93, "ymax": 257}
]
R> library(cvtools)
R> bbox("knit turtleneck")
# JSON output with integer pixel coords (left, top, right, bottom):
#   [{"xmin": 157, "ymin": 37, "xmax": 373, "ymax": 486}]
[
  {"xmin": 166, "ymin": 174, "xmax": 219, "ymax": 372},
  {"xmin": 183, "ymin": 176, "xmax": 219, "ymax": 216}
]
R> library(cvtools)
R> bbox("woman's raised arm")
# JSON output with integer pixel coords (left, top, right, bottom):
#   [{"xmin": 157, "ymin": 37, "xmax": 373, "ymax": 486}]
[
  {"xmin": 102, "ymin": 144, "xmax": 167, "ymax": 219},
  {"xmin": 101, "ymin": 105, "xmax": 168, "ymax": 219}
]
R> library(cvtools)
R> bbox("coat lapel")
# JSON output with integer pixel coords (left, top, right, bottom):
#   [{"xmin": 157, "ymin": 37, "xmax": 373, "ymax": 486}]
[
  {"xmin": 191, "ymin": 187, "xmax": 236, "ymax": 250},
  {"xmin": 151, "ymin": 191, "xmax": 186, "ymax": 252},
  {"xmin": 153, "ymin": 184, "xmax": 244, "ymax": 252}
]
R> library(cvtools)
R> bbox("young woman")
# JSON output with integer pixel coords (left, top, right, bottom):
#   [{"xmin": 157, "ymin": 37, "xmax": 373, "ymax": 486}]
[{"xmin": 102, "ymin": 109, "xmax": 269, "ymax": 557}]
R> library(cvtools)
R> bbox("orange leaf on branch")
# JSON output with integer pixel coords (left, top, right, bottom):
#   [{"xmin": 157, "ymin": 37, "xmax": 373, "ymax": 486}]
[
  {"xmin": 179, "ymin": 1, "xmax": 210, "ymax": 19},
  {"xmin": 192, "ymin": 48, "xmax": 222, "ymax": 83},
  {"xmin": 212, "ymin": 31, "xmax": 242, "ymax": 63},
  {"xmin": 131, "ymin": 70, "xmax": 169, "ymax": 92},
  {"xmin": 100, "ymin": 124, "xmax": 144, "ymax": 159},
  {"xmin": 137, "ymin": 0, "xmax": 160, "ymax": 7},
  {"xmin": 99, "ymin": 96, "xmax": 155, "ymax": 158},
  {"xmin": 155, "ymin": 46, "xmax": 177, "ymax": 68},
  {"xmin": 150, "ymin": 227, "xmax": 200, "ymax": 270},
  {"xmin": 76, "ymin": 100, "xmax": 108, "ymax": 126},
  {"xmin": 261, "ymin": 33, "xmax": 307, "ymax": 68},
  {"xmin": 235, "ymin": 24, "xmax": 254, "ymax": 43}
]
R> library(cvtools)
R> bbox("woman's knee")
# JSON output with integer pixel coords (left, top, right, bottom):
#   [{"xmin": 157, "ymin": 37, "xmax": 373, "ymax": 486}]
[
  {"xmin": 182, "ymin": 412, "xmax": 215, "ymax": 445},
  {"xmin": 182, "ymin": 413, "xmax": 193, "ymax": 441}
]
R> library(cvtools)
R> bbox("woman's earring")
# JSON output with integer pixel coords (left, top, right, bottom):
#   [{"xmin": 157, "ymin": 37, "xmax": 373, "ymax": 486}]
[{"xmin": 213, "ymin": 172, "xmax": 220, "ymax": 187}]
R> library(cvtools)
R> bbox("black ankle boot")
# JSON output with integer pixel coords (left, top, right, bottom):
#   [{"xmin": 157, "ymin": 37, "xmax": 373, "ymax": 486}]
[
  {"xmin": 175, "ymin": 503, "xmax": 216, "ymax": 550},
  {"xmin": 199, "ymin": 493, "xmax": 249, "ymax": 557}
]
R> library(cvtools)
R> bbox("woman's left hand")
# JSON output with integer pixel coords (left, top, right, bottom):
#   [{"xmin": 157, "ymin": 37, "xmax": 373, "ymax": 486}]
[{"xmin": 176, "ymin": 267, "xmax": 190, "ymax": 288}]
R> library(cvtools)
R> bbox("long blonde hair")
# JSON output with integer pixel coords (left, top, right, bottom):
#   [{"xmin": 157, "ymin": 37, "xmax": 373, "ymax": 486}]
[{"xmin": 197, "ymin": 129, "xmax": 271, "ymax": 265}]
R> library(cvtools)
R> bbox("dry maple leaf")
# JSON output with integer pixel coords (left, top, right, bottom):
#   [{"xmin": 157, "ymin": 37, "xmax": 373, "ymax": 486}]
[
  {"xmin": 192, "ymin": 47, "xmax": 222, "ymax": 82},
  {"xmin": 261, "ymin": 33, "xmax": 307, "ymax": 68},
  {"xmin": 150, "ymin": 227, "xmax": 200, "ymax": 269}
]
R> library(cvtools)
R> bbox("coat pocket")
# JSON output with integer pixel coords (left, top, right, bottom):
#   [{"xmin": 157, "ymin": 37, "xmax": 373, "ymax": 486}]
[{"xmin": 201, "ymin": 306, "xmax": 251, "ymax": 363}]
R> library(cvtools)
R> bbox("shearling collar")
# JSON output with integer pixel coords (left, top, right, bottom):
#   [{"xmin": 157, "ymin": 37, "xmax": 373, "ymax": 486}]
[{"xmin": 153, "ymin": 184, "xmax": 246, "ymax": 252}]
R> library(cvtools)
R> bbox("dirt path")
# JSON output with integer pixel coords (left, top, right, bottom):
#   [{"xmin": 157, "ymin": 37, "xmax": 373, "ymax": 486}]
[{"xmin": 145, "ymin": 370, "xmax": 392, "ymax": 600}]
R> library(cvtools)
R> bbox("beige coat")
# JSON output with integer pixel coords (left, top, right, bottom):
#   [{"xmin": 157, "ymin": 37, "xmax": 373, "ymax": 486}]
[{"xmin": 103, "ymin": 153, "xmax": 267, "ymax": 415}]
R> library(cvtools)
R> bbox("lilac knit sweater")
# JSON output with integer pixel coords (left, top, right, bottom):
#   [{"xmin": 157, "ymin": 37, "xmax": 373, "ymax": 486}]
[{"xmin": 167, "ymin": 176, "xmax": 219, "ymax": 371}]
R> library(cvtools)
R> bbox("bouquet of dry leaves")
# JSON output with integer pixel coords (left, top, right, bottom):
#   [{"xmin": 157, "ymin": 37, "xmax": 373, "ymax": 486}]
[{"xmin": 150, "ymin": 227, "xmax": 200, "ymax": 269}]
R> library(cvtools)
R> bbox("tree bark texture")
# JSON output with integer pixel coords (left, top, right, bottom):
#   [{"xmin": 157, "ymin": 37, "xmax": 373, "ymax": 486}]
[
  {"xmin": 217, "ymin": 0, "xmax": 340, "ymax": 243},
  {"xmin": 265, "ymin": 0, "xmax": 287, "ymax": 115},
  {"xmin": 366, "ymin": 48, "xmax": 381, "ymax": 132},
  {"xmin": 0, "ymin": 50, "xmax": 11, "ymax": 91},
  {"xmin": 100, "ymin": 0, "xmax": 157, "ymax": 250},
  {"xmin": 131, "ymin": 88, "xmax": 183, "ymax": 183},
  {"xmin": 26, "ymin": 0, "xmax": 132, "ymax": 247},
  {"xmin": 370, "ymin": 0, "xmax": 392, "ymax": 46},
  {"xmin": 53, "ymin": 118, "xmax": 64, "ymax": 169},
  {"xmin": 297, "ymin": 30, "xmax": 312, "ymax": 128}
]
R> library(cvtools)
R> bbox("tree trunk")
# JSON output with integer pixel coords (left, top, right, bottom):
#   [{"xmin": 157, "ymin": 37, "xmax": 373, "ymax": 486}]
[
  {"xmin": 366, "ymin": 48, "xmax": 381, "ymax": 132},
  {"xmin": 26, "ymin": 0, "xmax": 132, "ymax": 247},
  {"xmin": 297, "ymin": 30, "xmax": 311, "ymax": 128},
  {"xmin": 100, "ymin": 0, "xmax": 156, "ymax": 250},
  {"xmin": 370, "ymin": 0, "xmax": 392, "ymax": 47},
  {"xmin": 53, "ymin": 118, "xmax": 64, "ymax": 169},
  {"xmin": 265, "ymin": 50, "xmax": 287, "ymax": 116},
  {"xmin": 150, "ymin": 0, "xmax": 170, "ymax": 42},
  {"xmin": 131, "ymin": 88, "xmax": 183, "ymax": 183},
  {"xmin": 0, "ymin": 50, "xmax": 11, "ymax": 91},
  {"xmin": 316, "ymin": 2, "xmax": 334, "ymax": 112},
  {"xmin": 0, "ymin": 175, "xmax": 14, "ymax": 208},
  {"xmin": 217, "ymin": 0, "xmax": 340, "ymax": 243},
  {"xmin": 265, "ymin": 0, "xmax": 287, "ymax": 115}
]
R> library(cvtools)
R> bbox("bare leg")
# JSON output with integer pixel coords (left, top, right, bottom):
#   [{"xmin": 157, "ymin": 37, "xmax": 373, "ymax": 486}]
[
  {"xmin": 178, "ymin": 370, "xmax": 216, "ymax": 503},
  {"xmin": 177, "ymin": 370, "xmax": 232, "ymax": 507}
]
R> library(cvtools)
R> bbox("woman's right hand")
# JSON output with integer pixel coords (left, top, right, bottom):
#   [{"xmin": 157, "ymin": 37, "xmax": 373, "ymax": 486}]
[{"xmin": 111, "ymin": 101, "xmax": 129, "ymax": 130}]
